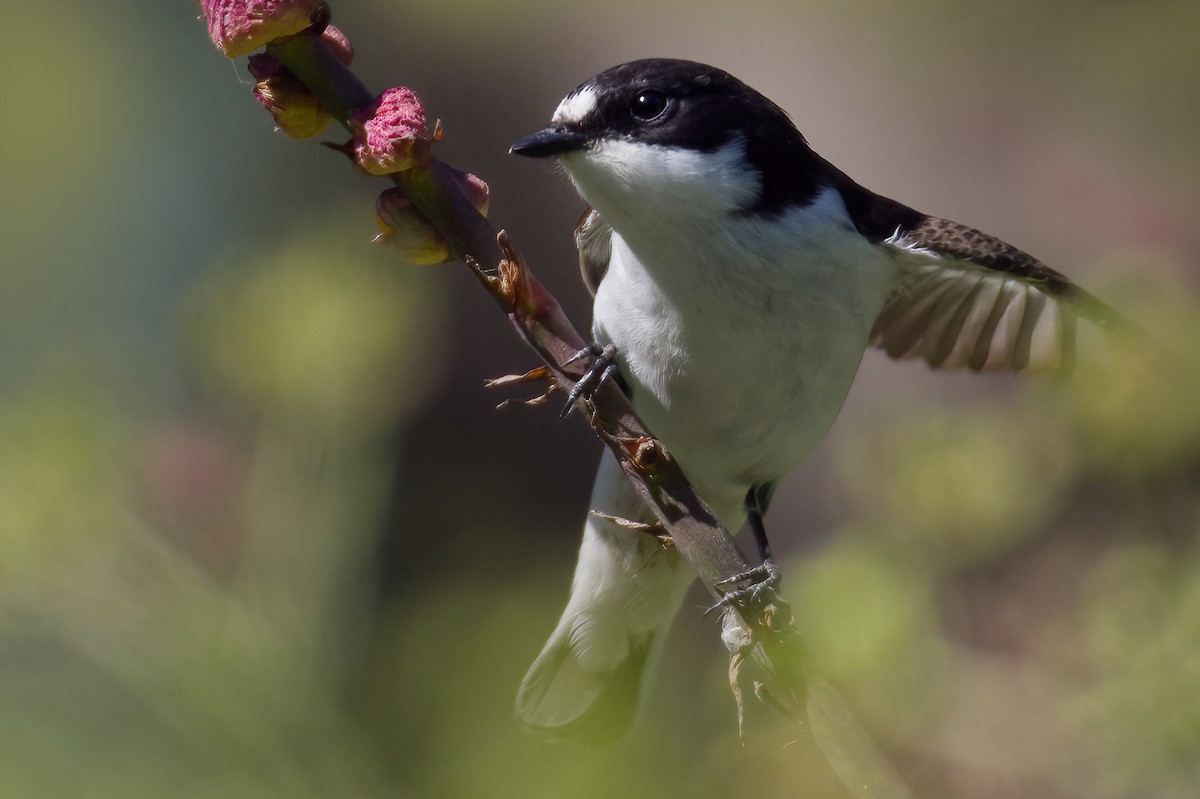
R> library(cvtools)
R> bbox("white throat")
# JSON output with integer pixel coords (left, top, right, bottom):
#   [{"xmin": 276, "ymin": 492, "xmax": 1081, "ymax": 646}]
[{"xmin": 559, "ymin": 138, "xmax": 760, "ymax": 230}]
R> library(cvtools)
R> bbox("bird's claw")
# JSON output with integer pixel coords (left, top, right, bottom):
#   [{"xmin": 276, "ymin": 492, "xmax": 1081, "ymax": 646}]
[
  {"xmin": 560, "ymin": 342, "xmax": 620, "ymax": 419},
  {"xmin": 705, "ymin": 559, "xmax": 782, "ymax": 616}
]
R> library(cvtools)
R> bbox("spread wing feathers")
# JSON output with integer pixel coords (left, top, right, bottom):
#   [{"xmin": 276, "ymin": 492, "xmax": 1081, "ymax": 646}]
[
  {"xmin": 575, "ymin": 207, "xmax": 613, "ymax": 297},
  {"xmin": 873, "ymin": 216, "xmax": 1119, "ymax": 374}
]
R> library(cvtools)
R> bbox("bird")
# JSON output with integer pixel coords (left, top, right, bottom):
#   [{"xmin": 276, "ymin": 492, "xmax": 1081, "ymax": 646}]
[{"xmin": 508, "ymin": 57, "xmax": 1121, "ymax": 742}]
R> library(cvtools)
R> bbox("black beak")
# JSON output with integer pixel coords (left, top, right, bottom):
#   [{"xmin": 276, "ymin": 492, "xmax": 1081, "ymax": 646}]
[{"xmin": 509, "ymin": 127, "xmax": 589, "ymax": 158}]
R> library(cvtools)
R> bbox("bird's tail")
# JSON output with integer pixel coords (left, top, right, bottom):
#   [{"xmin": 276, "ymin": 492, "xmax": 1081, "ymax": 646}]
[{"xmin": 515, "ymin": 452, "xmax": 694, "ymax": 743}]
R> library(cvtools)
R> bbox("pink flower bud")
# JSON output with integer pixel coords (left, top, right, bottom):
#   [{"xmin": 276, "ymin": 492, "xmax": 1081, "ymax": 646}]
[
  {"xmin": 248, "ymin": 53, "xmax": 333, "ymax": 138},
  {"xmin": 438, "ymin": 163, "xmax": 490, "ymax": 216},
  {"xmin": 320, "ymin": 25, "xmax": 354, "ymax": 66},
  {"xmin": 243, "ymin": 26, "xmax": 351, "ymax": 138},
  {"xmin": 201, "ymin": 0, "xmax": 322, "ymax": 58},
  {"xmin": 375, "ymin": 188, "xmax": 452, "ymax": 264},
  {"xmin": 352, "ymin": 88, "xmax": 430, "ymax": 176}
]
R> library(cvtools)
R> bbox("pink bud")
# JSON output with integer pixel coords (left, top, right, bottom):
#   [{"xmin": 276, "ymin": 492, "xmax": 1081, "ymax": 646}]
[
  {"xmin": 321, "ymin": 25, "xmax": 354, "ymax": 66},
  {"xmin": 438, "ymin": 163, "xmax": 490, "ymax": 216},
  {"xmin": 375, "ymin": 188, "xmax": 452, "ymax": 264},
  {"xmin": 201, "ymin": 0, "xmax": 322, "ymax": 59},
  {"xmin": 248, "ymin": 53, "xmax": 333, "ymax": 138},
  {"xmin": 352, "ymin": 88, "xmax": 430, "ymax": 176},
  {"xmin": 243, "ymin": 25, "xmax": 352, "ymax": 138}
]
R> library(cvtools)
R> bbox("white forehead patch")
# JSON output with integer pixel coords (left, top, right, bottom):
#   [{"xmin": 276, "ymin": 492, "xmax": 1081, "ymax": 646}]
[{"xmin": 551, "ymin": 85, "xmax": 599, "ymax": 125}]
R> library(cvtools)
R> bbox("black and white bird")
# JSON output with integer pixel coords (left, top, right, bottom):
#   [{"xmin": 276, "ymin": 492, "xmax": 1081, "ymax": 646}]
[{"xmin": 509, "ymin": 58, "xmax": 1119, "ymax": 741}]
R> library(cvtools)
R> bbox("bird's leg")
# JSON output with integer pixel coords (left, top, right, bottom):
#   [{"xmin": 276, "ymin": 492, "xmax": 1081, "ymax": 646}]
[
  {"xmin": 559, "ymin": 341, "xmax": 621, "ymax": 419},
  {"xmin": 708, "ymin": 486, "xmax": 782, "ymax": 614},
  {"xmin": 746, "ymin": 484, "xmax": 774, "ymax": 565}
]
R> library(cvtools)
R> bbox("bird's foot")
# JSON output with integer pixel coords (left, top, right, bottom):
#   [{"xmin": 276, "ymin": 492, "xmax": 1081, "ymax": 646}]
[
  {"xmin": 559, "ymin": 342, "xmax": 620, "ymax": 419},
  {"xmin": 706, "ymin": 558, "xmax": 782, "ymax": 616}
]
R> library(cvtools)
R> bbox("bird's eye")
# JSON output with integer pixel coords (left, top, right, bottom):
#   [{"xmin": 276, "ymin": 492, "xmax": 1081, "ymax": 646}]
[{"xmin": 629, "ymin": 90, "xmax": 670, "ymax": 122}]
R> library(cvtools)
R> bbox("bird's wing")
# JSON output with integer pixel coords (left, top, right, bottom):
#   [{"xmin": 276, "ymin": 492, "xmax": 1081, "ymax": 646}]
[
  {"xmin": 870, "ymin": 216, "xmax": 1123, "ymax": 373},
  {"xmin": 575, "ymin": 207, "xmax": 612, "ymax": 297},
  {"xmin": 824, "ymin": 164, "xmax": 1121, "ymax": 373}
]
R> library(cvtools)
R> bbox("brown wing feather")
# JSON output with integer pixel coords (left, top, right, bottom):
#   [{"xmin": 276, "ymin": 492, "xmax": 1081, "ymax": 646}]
[
  {"xmin": 873, "ymin": 217, "xmax": 1089, "ymax": 374},
  {"xmin": 575, "ymin": 208, "xmax": 612, "ymax": 297},
  {"xmin": 823, "ymin": 162, "xmax": 1121, "ymax": 374}
]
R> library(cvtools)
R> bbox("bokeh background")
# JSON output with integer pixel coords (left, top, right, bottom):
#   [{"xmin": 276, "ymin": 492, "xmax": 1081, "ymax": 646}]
[{"xmin": 2, "ymin": 1, "xmax": 1199, "ymax": 797}]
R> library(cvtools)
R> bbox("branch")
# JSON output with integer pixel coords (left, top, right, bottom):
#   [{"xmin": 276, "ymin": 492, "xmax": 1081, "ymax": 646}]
[
  {"xmin": 227, "ymin": 0, "xmax": 765, "ymax": 633},
  {"xmin": 197, "ymin": 4, "xmax": 913, "ymax": 796}
]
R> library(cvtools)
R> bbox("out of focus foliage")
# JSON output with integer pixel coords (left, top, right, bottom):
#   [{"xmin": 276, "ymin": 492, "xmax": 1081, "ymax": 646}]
[{"xmin": 2, "ymin": 1, "xmax": 1197, "ymax": 798}]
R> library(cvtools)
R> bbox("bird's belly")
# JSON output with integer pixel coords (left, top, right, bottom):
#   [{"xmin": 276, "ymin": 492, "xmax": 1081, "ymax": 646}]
[
  {"xmin": 594, "ymin": 277, "xmax": 876, "ymax": 523},
  {"xmin": 662, "ymin": 330, "xmax": 862, "ymax": 479},
  {"xmin": 589, "ymin": 213, "xmax": 895, "ymax": 524}
]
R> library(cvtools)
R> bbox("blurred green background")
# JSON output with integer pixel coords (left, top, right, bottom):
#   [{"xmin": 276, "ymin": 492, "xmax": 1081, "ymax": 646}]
[{"xmin": 2, "ymin": 1, "xmax": 1198, "ymax": 797}]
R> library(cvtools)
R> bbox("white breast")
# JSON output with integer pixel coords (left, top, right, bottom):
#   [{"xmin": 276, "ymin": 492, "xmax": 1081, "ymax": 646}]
[{"xmin": 589, "ymin": 186, "xmax": 897, "ymax": 527}]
